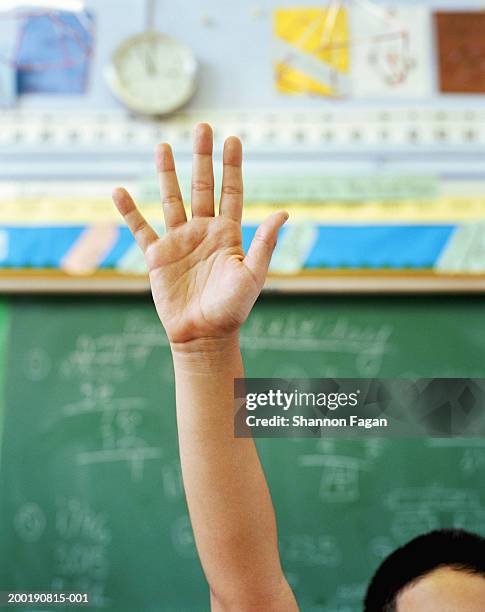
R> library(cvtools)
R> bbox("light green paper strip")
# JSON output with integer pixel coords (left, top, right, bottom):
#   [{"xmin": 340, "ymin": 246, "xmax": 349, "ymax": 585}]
[
  {"xmin": 138, "ymin": 175, "xmax": 438, "ymax": 204},
  {"xmin": 437, "ymin": 223, "xmax": 485, "ymax": 273},
  {"xmin": 117, "ymin": 244, "xmax": 148, "ymax": 274},
  {"xmin": 270, "ymin": 223, "xmax": 318, "ymax": 273}
]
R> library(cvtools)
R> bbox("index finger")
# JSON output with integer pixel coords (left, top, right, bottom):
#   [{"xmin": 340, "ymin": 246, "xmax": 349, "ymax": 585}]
[{"xmin": 156, "ymin": 143, "xmax": 187, "ymax": 230}]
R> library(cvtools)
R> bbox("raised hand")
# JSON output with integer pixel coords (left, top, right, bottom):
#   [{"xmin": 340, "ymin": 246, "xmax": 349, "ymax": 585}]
[{"xmin": 112, "ymin": 123, "xmax": 288, "ymax": 345}]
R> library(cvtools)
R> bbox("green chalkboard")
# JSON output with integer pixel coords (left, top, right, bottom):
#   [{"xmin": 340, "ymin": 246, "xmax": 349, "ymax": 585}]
[{"xmin": 1, "ymin": 295, "xmax": 485, "ymax": 611}]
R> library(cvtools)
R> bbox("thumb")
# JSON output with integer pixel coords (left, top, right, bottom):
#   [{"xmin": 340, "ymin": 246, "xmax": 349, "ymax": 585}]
[{"xmin": 244, "ymin": 211, "xmax": 289, "ymax": 287}]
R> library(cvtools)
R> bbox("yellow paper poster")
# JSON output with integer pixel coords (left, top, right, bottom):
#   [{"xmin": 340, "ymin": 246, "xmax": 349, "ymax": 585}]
[
  {"xmin": 273, "ymin": 6, "xmax": 350, "ymax": 97},
  {"xmin": 3, "ymin": 197, "xmax": 485, "ymax": 225}
]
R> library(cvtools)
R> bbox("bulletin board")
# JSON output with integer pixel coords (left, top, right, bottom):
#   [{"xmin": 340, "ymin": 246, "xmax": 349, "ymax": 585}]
[{"xmin": 0, "ymin": 0, "xmax": 485, "ymax": 292}]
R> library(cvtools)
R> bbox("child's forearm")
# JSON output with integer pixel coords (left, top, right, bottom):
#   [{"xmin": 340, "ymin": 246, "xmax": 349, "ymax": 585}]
[{"xmin": 171, "ymin": 334, "xmax": 298, "ymax": 611}]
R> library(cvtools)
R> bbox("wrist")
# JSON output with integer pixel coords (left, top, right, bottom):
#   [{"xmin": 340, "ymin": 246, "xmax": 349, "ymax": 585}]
[{"xmin": 170, "ymin": 333, "xmax": 241, "ymax": 373}]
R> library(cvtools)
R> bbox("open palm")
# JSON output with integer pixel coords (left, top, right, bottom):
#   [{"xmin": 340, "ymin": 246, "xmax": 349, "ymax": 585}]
[{"xmin": 113, "ymin": 123, "xmax": 288, "ymax": 345}]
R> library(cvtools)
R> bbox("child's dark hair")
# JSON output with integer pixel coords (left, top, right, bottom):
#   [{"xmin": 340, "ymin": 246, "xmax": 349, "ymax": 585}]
[{"xmin": 364, "ymin": 528, "xmax": 485, "ymax": 611}]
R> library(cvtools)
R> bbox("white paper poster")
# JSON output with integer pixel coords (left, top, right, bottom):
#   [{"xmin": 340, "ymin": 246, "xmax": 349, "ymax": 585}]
[{"xmin": 350, "ymin": 4, "xmax": 432, "ymax": 98}]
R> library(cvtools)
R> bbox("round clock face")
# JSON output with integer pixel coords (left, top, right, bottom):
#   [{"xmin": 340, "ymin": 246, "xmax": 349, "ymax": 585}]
[{"xmin": 106, "ymin": 32, "xmax": 197, "ymax": 115}]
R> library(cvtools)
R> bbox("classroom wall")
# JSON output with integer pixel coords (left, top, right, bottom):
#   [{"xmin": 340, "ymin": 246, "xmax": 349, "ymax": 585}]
[{"xmin": 1, "ymin": 1, "xmax": 485, "ymax": 610}]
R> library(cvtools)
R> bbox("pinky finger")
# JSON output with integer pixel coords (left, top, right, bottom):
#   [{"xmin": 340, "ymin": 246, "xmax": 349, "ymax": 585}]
[{"xmin": 112, "ymin": 187, "xmax": 159, "ymax": 253}]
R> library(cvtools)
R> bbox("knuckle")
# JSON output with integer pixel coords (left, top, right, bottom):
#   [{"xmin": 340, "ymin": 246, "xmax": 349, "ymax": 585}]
[
  {"xmin": 221, "ymin": 184, "xmax": 242, "ymax": 196},
  {"xmin": 132, "ymin": 219, "xmax": 147, "ymax": 234},
  {"xmin": 191, "ymin": 180, "xmax": 213, "ymax": 193},
  {"xmin": 255, "ymin": 233, "xmax": 276, "ymax": 251},
  {"xmin": 162, "ymin": 194, "xmax": 182, "ymax": 206}
]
